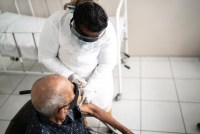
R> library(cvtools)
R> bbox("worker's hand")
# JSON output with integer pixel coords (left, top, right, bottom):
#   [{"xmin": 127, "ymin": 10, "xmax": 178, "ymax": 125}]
[
  {"xmin": 68, "ymin": 74, "xmax": 87, "ymax": 88},
  {"xmin": 80, "ymin": 89, "xmax": 96, "ymax": 105}
]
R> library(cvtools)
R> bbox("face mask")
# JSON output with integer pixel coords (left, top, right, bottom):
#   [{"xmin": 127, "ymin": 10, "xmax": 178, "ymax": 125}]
[{"xmin": 70, "ymin": 19, "xmax": 105, "ymax": 43}]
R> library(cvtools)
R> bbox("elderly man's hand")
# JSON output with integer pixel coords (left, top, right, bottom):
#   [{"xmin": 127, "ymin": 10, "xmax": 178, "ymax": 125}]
[{"xmin": 68, "ymin": 73, "xmax": 87, "ymax": 89}]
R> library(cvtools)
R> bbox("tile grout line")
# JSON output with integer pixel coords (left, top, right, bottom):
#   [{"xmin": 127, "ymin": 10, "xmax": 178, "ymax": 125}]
[
  {"xmin": 10, "ymin": 73, "xmax": 28, "ymax": 95},
  {"xmin": 9, "ymin": 60, "xmax": 41, "ymax": 95},
  {"xmin": 28, "ymin": 60, "xmax": 39, "ymax": 71},
  {"xmin": 111, "ymin": 98, "xmax": 200, "ymax": 104},
  {"xmin": 0, "ymin": 57, "xmax": 13, "ymax": 71},
  {"xmin": 0, "ymin": 73, "xmax": 26, "ymax": 110},
  {"xmin": 142, "ymin": 129, "xmax": 186, "ymax": 134},
  {"xmin": 113, "ymin": 76, "xmax": 200, "ymax": 80},
  {"xmin": 141, "ymin": 77, "xmax": 200, "ymax": 80},
  {"xmin": 3, "ymin": 59, "xmax": 37, "ymax": 74},
  {"xmin": 6, "ymin": 60, "xmax": 15, "ymax": 69},
  {"xmin": 168, "ymin": 57, "xmax": 187, "ymax": 134},
  {"xmin": 141, "ymin": 99, "xmax": 200, "ymax": 104}
]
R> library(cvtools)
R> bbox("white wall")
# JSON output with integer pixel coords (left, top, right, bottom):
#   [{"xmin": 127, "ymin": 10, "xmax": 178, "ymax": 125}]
[
  {"xmin": 127, "ymin": 0, "xmax": 200, "ymax": 56},
  {"xmin": 0, "ymin": 0, "xmax": 200, "ymax": 56}
]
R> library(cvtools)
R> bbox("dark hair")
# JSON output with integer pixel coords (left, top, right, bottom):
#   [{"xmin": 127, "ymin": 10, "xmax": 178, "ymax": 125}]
[{"xmin": 73, "ymin": 2, "xmax": 108, "ymax": 32}]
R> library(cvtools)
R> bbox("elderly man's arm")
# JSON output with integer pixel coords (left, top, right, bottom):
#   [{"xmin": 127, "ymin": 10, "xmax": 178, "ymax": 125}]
[{"xmin": 80, "ymin": 104, "xmax": 134, "ymax": 134}]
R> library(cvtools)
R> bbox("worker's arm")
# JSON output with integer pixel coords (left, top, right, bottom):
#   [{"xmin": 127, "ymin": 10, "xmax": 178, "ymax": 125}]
[
  {"xmin": 80, "ymin": 104, "xmax": 134, "ymax": 134},
  {"xmin": 83, "ymin": 21, "xmax": 117, "ymax": 102},
  {"xmin": 38, "ymin": 11, "xmax": 74, "ymax": 78}
]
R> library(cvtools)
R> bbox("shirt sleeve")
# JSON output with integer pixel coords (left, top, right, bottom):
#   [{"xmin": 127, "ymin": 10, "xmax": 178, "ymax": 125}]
[
  {"xmin": 85, "ymin": 21, "xmax": 117, "ymax": 93},
  {"xmin": 38, "ymin": 12, "xmax": 73, "ymax": 78}
]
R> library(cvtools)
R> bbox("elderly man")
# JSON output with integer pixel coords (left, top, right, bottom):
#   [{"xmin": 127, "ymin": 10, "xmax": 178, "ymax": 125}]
[{"xmin": 25, "ymin": 74, "xmax": 133, "ymax": 134}]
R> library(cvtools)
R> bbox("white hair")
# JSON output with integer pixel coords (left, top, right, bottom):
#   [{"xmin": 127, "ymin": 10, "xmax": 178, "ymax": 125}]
[{"xmin": 33, "ymin": 92, "xmax": 66, "ymax": 116}]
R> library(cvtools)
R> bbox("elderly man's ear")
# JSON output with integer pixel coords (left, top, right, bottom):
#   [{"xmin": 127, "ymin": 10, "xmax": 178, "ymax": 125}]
[
  {"xmin": 55, "ymin": 108, "xmax": 68, "ymax": 122},
  {"xmin": 77, "ymin": 95, "xmax": 82, "ymax": 105}
]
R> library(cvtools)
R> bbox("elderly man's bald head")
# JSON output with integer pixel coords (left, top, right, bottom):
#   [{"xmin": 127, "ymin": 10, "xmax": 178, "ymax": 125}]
[{"xmin": 31, "ymin": 74, "xmax": 74, "ymax": 116}]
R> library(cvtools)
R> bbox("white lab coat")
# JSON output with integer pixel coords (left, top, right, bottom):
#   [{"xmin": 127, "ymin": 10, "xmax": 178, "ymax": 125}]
[{"xmin": 38, "ymin": 10, "xmax": 117, "ymax": 111}]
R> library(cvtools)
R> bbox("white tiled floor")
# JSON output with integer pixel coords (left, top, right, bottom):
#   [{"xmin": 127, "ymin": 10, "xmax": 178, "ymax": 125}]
[
  {"xmin": 0, "ymin": 57, "xmax": 13, "ymax": 70},
  {"xmin": 114, "ymin": 78, "xmax": 140, "ymax": 100},
  {"xmin": 175, "ymin": 79, "xmax": 200, "ymax": 102},
  {"xmin": 142, "ymin": 101, "xmax": 185, "ymax": 133},
  {"xmin": 141, "ymin": 79, "xmax": 178, "ymax": 101},
  {"xmin": 112, "ymin": 100, "xmax": 140, "ymax": 130},
  {"xmin": 0, "ymin": 120, "xmax": 9, "ymax": 134},
  {"xmin": 0, "ymin": 57, "xmax": 200, "ymax": 134},
  {"xmin": 0, "ymin": 74, "xmax": 24, "ymax": 94},
  {"xmin": 141, "ymin": 57, "xmax": 173, "ymax": 78},
  {"xmin": 181, "ymin": 103, "xmax": 200, "ymax": 134},
  {"xmin": 13, "ymin": 74, "xmax": 45, "ymax": 94},
  {"xmin": 170, "ymin": 57, "xmax": 200, "ymax": 78},
  {"xmin": 0, "ymin": 95, "xmax": 30, "ymax": 120},
  {"xmin": 7, "ymin": 60, "xmax": 36, "ymax": 71}
]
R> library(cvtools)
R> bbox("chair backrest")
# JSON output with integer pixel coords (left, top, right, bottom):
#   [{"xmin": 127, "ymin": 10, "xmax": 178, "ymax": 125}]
[{"xmin": 5, "ymin": 100, "xmax": 33, "ymax": 134}]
